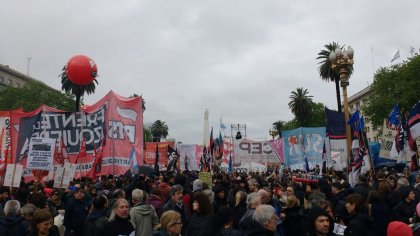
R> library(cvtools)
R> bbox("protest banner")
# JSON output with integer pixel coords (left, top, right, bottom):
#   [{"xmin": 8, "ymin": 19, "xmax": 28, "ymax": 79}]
[
  {"xmin": 27, "ymin": 138, "xmax": 56, "ymax": 170},
  {"xmin": 233, "ymin": 139, "xmax": 280, "ymax": 166},
  {"xmin": 4, "ymin": 164, "xmax": 23, "ymax": 187},
  {"xmin": 379, "ymin": 119, "xmax": 398, "ymax": 159},
  {"xmin": 198, "ymin": 172, "xmax": 212, "ymax": 190}
]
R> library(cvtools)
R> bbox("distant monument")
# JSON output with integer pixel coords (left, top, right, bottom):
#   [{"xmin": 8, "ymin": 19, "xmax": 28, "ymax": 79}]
[{"xmin": 203, "ymin": 109, "xmax": 209, "ymax": 147}]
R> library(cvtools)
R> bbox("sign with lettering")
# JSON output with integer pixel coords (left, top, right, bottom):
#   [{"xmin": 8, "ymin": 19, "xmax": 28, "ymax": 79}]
[{"xmin": 27, "ymin": 138, "xmax": 55, "ymax": 170}]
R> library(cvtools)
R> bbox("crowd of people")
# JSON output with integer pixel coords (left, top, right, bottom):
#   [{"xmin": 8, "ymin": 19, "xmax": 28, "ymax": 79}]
[{"xmin": 1, "ymin": 165, "xmax": 420, "ymax": 236}]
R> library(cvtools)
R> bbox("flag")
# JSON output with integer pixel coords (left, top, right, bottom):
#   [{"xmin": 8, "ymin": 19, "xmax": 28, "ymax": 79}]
[
  {"xmin": 209, "ymin": 127, "xmax": 214, "ymax": 155},
  {"xmin": 200, "ymin": 146, "xmax": 207, "ymax": 172},
  {"xmin": 55, "ymin": 138, "xmax": 68, "ymax": 166},
  {"xmin": 304, "ymin": 156, "xmax": 310, "ymax": 172},
  {"xmin": 348, "ymin": 110, "xmax": 360, "ymax": 126},
  {"xmin": 411, "ymin": 142, "xmax": 418, "ymax": 172},
  {"xmin": 356, "ymin": 116, "xmax": 365, "ymax": 132},
  {"xmin": 75, "ymin": 137, "xmax": 86, "ymax": 164},
  {"xmin": 325, "ymin": 108, "xmax": 346, "ymax": 138},
  {"xmin": 128, "ymin": 146, "xmax": 139, "ymax": 175},
  {"xmin": 184, "ymin": 154, "xmax": 189, "ymax": 171},
  {"xmin": 219, "ymin": 131, "xmax": 224, "ymax": 156},
  {"xmin": 167, "ymin": 145, "xmax": 179, "ymax": 174},
  {"xmin": 154, "ymin": 143, "xmax": 160, "ymax": 174},
  {"xmin": 396, "ymin": 117, "xmax": 407, "ymax": 154},
  {"xmin": 93, "ymin": 144, "xmax": 103, "ymax": 174},
  {"xmin": 391, "ymin": 50, "xmax": 400, "ymax": 63},
  {"xmin": 220, "ymin": 117, "xmax": 227, "ymax": 130},
  {"xmin": 228, "ymin": 152, "xmax": 232, "ymax": 173},
  {"xmin": 408, "ymin": 102, "xmax": 420, "ymax": 140},
  {"xmin": 388, "ymin": 104, "xmax": 401, "ymax": 127}
]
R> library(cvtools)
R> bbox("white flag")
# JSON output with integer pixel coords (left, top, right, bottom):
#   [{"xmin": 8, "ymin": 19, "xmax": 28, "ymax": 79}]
[{"xmin": 391, "ymin": 50, "xmax": 400, "ymax": 63}]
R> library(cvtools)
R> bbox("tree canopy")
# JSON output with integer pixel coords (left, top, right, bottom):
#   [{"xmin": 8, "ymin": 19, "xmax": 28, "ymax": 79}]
[
  {"xmin": 288, "ymin": 87, "xmax": 314, "ymax": 126},
  {"xmin": 151, "ymin": 120, "xmax": 169, "ymax": 142},
  {"xmin": 364, "ymin": 54, "xmax": 420, "ymax": 128},
  {"xmin": 0, "ymin": 80, "xmax": 75, "ymax": 112}
]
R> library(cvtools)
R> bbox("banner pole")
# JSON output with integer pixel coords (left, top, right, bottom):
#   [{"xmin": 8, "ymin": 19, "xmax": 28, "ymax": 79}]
[{"xmin": 10, "ymin": 164, "xmax": 16, "ymax": 195}]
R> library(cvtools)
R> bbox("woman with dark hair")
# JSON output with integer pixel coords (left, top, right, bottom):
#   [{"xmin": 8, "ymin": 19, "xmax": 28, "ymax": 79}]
[
  {"xmin": 214, "ymin": 206, "xmax": 241, "ymax": 236},
  {"xmin": 185, "ymin": 191, "xmax": 215, "ymax": 236},
  {"xmin": 367, "ymin": 190, "xmax": 391, "ymax": 236},
  {"xmin": 344, "ymin": 193, "xmax": 374, "ymax": 236},
  {"xmin": 28, "ymin": 208, "xmax": 59, "ymax": 236}
]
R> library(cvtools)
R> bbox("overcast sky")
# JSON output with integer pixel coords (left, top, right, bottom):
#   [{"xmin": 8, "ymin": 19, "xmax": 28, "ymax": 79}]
[{"xmin": 1, "ymin": 1, "xmax": 418, "ymax": 144}]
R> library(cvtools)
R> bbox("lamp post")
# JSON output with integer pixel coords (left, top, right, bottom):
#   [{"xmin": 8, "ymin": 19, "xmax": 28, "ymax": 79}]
[
  {"xmin": 329, "ymin": 46, "xmax": 354, "ymax": 166},
  {"xmin": 269, "ymin": 129, "xmax": 278, "ymax": 140}
]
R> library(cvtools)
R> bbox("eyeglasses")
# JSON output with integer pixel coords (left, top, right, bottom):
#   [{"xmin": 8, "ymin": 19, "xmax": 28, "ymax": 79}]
[{"xmin": 171, "ymin": 221, "xmax": 182, "ymax": 226}]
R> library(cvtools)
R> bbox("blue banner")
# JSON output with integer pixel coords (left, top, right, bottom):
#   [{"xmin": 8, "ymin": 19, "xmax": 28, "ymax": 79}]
[{"xmin": 281, "ymin": 127, "xmax": 326, "ymax": 169}]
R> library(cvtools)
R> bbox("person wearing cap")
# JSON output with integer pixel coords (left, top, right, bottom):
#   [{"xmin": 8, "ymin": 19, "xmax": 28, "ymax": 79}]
[
  {"xmin": 161, "ymin": 184, "xmax": 190, "ymax": 234},
  {"xmin": 393, "ymin": 186, "xmax": 417, "ymax": 224},
  {"xmin": 387, "ymin": 221, "xmax": 413, "ymax": 236},
  {"xmin": 305, "ymin": 206, "xmax": 334, "ymax": 236},
  {"xmin": 192, "ymin": 179, "xmax": 203, "ymax": 195}
]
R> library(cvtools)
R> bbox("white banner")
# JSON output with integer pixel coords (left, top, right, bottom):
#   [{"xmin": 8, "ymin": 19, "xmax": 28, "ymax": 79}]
[
  {"xmin": 27, "ymin": 138, "xmax": 56, "ymax": 170},
  {"xmin": 329, "ymin": 138, "xmax": 348, "ymax": 170},
  {"xmin": 233, "ymin": 139, "xmax": 279, "ymax": 165},
  {"xmin": 4, "ymin": 164, "xmax": 23, "ymax": 187},
  {"xmin": 379, "ymin": 119, "xmax": 398, "ymax": 159}
]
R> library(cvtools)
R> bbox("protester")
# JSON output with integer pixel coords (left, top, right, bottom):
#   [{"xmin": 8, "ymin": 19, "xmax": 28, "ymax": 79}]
[
  {"xmin": 305, "ymin": 206, "xmax": 334, "ymax": 236},
  {"xmin": 27, "ymin": 208, "xmax": 60, "ymax": 236},
  {"xmin": 103, "ymin": 199, "xmax": 135, "ymax": 236},
  {"xmin": 63, "ymin": 188, "xmax": 89, "ymax": 236},
  {"xmin": 239, "ymin": 192, "xmax": 261, "ymax": 232},
  {"xmin": 213, "ymin": 206, "xmax": 241, "ymax": 236},
  {"xmin": 153, "ymin": 210, "xmax": 182, "ymax": 236},
  {"xmin": 185, "ymin": 191, "xmax": 214, "ymax": 236},
  {"xmin": 233, "ymin": 190, "xmax": 247, "ymax": 229},
  {"xmin": 129, "ymin": 189, "xmax": 159, "ymax": 236},
  {"xmin": 393, "ymin": 186, "xmax": 417, "ymax": 224},
  {"xmin": 246, "ymin": 204, "xmax": 277, "ymax": 236},
  {"xmin": 21, "ymin": 203, "xmax": 37, "ymax": 223},
  {"xmin": 0, "ymin": 187, "xmax": 10, "ymax": 216},
  {"xmin": 0, "ymin": 200, "xmax": 30, "ymax": 235},
  {"xmin": 344, "ymin": 193, "xmax": 374, "ymax": 236},
  {"xmin": 161, "ymin": 184, "xmax": 190, "ymax": 234},
  {"xmin": 83, "ymin": 195, "xmax": 109, "ymax": 236},
  {"xmin": 282, "ymin": 195, "xmax": 302, "ymax": 236}
]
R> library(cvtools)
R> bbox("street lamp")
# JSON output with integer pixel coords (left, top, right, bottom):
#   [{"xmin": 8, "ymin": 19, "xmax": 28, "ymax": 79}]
[
  {"xmin": 269, "ymin": 129, "xmax": 278, "ymax": 140},
  {"xmin": 329, "ymin": 46, "xmax": 354, "ymax": 166}
]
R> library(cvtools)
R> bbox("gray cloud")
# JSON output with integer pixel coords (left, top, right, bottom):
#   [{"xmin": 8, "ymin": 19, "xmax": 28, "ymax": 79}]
[{"xmin": 1, "ymin": 0, "xmax": 419, "ymax": 143}]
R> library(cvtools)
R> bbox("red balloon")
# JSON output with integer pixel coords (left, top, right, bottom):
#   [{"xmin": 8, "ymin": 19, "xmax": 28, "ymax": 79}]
[{"xmin": 66, "ymin": 55, "xmax": 98, "ymax": 85}]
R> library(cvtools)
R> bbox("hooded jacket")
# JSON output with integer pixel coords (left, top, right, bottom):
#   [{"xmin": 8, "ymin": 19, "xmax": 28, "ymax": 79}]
[
  {"xmin": 305, "ymin": 207, "xmax": 334, "ymax": 236},
  {"xmin": 130, "ymin": 203, "xmax": 159, "ymax": 236},
  {"xmin": 344, "ymin": 212, "xmax": 375, "ymax": 236},
  {"xmin": 0, "ymin": 215, "xmax": 30, "ymax": 236},
  {"xmin": 83, "ymin": 209, "xmax": 108, "ymax": 236}
]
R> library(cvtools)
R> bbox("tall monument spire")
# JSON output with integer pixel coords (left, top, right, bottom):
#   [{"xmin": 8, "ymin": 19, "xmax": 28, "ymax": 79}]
[{"xmin": 203, "ymin": 109, "xmax": 209, "ymax": 146}]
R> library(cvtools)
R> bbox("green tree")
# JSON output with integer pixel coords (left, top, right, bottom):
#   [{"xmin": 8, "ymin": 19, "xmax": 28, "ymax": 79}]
[
  {"xmin": 60, "ymin": 66, "xmax": 97, "ymax": 111},
  {"xmin": 151, "ymin": 120, "xmax": 169, "ymax": 142},
  {"xmin": 0, "ymin": 80, "xmax": 75, "ymax": 111},
  {"xmin": 272, "ymin": 120, "xmax": 285, "ymax": 137},
  {"xmin": 306, "ymin": 102, "xmax": 326, "ymax": 127},
  {"xmin": 316, "ymin": 42, "xmax": 353, "ymax": 112},
  {"xmin": 364, "ymin": 54, "xmax": 420, "ymax": 128},
  {"xmin": 288, "ymin": 87, "xmax": 314, "ymax": 126},
  {"xmin": 143, "ymin": 128, "xmax": 153, "ymax": 142}
]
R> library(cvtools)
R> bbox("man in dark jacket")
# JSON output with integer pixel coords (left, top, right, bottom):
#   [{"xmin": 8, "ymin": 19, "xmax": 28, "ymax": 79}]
[
  {"xmin": 162, "ymin": 184, "xmax": 190, "ymax": 234},
  {"xmin": 0, "ymin": 200, "xmax": 30, "ymax": 236},
  {"xmin": 246, "ymin": 204, "xmax": 277, "ymax": 236},
  {"xmin": 64, "ymin": 188, "xmax": 89, "ymax": 236},
  {"xmin": 393, "ymin": 186, "xmax": 417, "ymax": 224},
  {"xmin": 305, "ymin": 207, "xmax": 334, "ymax": 236},
  {"xmin": 103, "ymin": 199, "xmax": 134, "ymax": 236},
  {"xmin": 83, "ymin": 196, "xmax": 108, "ymax": 236}
]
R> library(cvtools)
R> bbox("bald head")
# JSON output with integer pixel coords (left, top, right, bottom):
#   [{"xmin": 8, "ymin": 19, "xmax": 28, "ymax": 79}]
[{"xmin": 258, "ymin": 189, "xmax": 270, "ymax": 204}]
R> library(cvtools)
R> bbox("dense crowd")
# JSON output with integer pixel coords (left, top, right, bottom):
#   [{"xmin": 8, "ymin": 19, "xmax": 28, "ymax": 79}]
[{"xmin": 1, "ymin": 166, "xmax": 420, "ymax": 236}]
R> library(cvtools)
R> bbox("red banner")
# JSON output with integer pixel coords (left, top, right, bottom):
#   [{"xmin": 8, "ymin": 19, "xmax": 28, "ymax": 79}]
[
  {"xmin": 9, "ymin": 91, "xmax": 143, "ymax": 181},
  {"xmin": 144, "ymin": 142, "xmax": 175, "ymax": 168}
]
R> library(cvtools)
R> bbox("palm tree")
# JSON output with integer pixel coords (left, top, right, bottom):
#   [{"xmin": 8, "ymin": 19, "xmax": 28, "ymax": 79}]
[
  {"xmin": 151, "ymin": 120, "xmax": 169, "ymax": 142},
  {"xmin": 288, "ymin": 88, "xmax": 314, "ymax": 127},
  {"xmin": 272, "ymin": 120, "xmax": 285, "ymax": 138},
  {"xmin": 316, "ymin": 42, "xmax": 353, "ymax": 113},
  {"xmin": 60, "ymin": 66, "xmax": 97, "ymax": 111}
]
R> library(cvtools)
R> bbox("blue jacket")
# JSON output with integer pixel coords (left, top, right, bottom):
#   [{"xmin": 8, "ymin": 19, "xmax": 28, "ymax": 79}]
[
  {"xmin": 64, "ymin": 197, "xmax": 89, "ymax": 234},
  {"xmin": 0, "ymin": 215, "xmax": 30, "ymax": 236}
]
